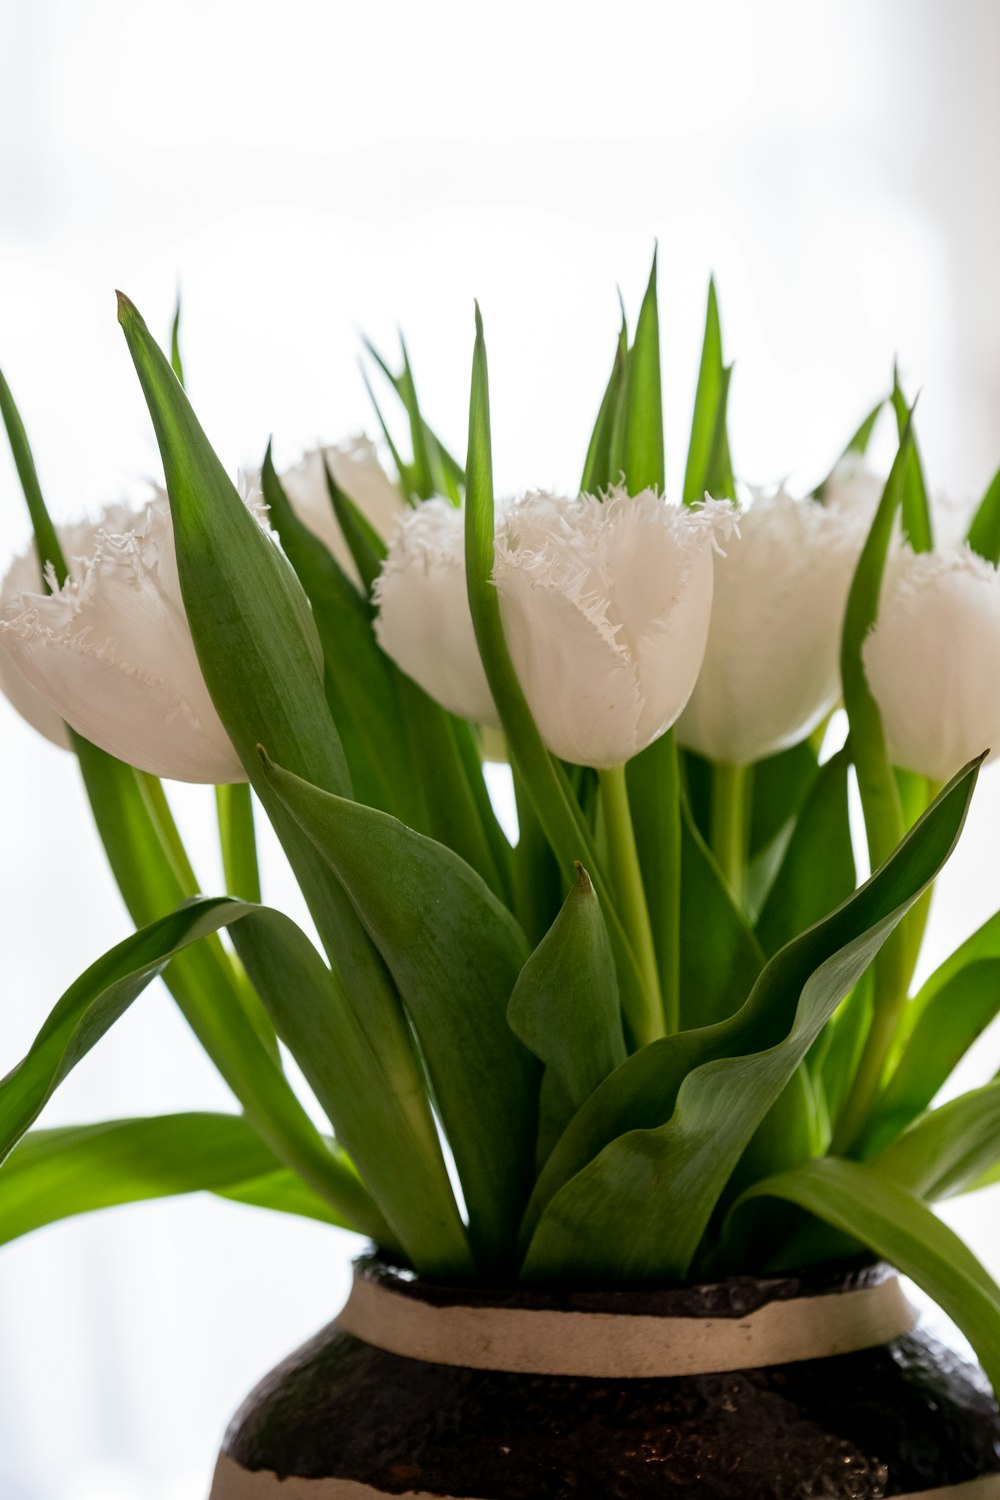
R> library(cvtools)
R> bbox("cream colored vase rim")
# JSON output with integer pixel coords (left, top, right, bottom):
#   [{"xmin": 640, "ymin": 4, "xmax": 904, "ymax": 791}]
[{"xmin": 336, "ymin": 1266, "xmax": 916, "ymax": 1378}]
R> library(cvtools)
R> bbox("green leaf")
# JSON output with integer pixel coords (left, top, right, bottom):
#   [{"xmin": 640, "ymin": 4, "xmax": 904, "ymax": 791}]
[
  {"xmin": 117, "ymin": 299, "xmax": 450, "ymax": 1234},
  {"xmin": 731, "ymin": 1157, "xmax": 1000, "ymax": 1395},
  {"xmin": 748, "ymin": 740, "xmax": 821, "ymax": 859},
  {"xmin": 621, "ymin": 249, "xmax": 664, "ymax": 494},
  {"xmin": 819, "ymin": 971, "xmax": 873, "ymax": 1128},
  {"xmin": 862, "ymin": 959, "xmax": 1000, "ymax": 1156},
  {"xmin": 507, "ymin": 865, "xmax": 626, "ymax": 1141},
  {"xmin": 682, "ymin": 277, "xmax": 725, "ymax": 508},
  {"xmin": 0, "ymin": 364, "xmax": 66, "ymax": 582},
  {"xmin": 519, "ymin": 760, "xmax": 980, "ymax": 1280},
  {"xmin": 841, "ymin": 424, "xmax": 912, "ymax": 871},
  {"xmin": 258, "ymin": 753, "xmax": 539, "ymax": 1272},
  {"xmin": 169, "ymin": 289, "xmax": 185, "ymax": 387},
  {"xmin": 0, "ymin": 1114, "xmax": 348, "ymax": 1246},
  {"xmin": 626, "ymin": 731, "xmax": 682, "ymax": 1034},
  {"xmin": 227, "ymin": 901, "xmax": 471, "ymax": 1274},
  {"xmin": 872, "ymin": 1082, "xmax": 1000, "ymax": 1201},
  {"xmin": 813, "ymin": 398, "xmax": 885, "ymax": 498},
  {"xmin": 323, "ymin": 455, "xmax": 387, "ymax": 595},
  {"xmin": 463, "ymin": 305, "xmax": 647, "ymax": 1039},
  {"xmin": 678, "ymin": 800, "xmax": 764, "ymax": 1028},
  {"xmin": 966, "ymin": 465, "xmax": 1000, "ymax": 566},
  {"xmin": 0, "ymin": 896, "xmax": 392, "ymax": 1241},
  {"xmin": 891, "ymin": 370, "xmax": 933, "ymax": 553},
  {"xmin": 581, "ymin": 316, "xmax": 628, "ymax": 493},
  {"xmin": 362, "ymin": 336, "xmax": 465, "ymax": 503},
  {"xmin": 755, "ymin": 749, "xmax": 856, "ymax": 955}
]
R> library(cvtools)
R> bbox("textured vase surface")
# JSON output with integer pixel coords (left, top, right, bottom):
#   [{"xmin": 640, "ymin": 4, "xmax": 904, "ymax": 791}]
[{"xmin": 210, "ymin": 1255, "xmax": 1000, "ymax": 1499}]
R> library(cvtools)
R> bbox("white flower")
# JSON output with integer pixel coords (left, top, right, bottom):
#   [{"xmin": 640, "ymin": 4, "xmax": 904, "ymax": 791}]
[
  {"xmin": 0, "ymin": 494, "xmax": 245, "ymax": 783},
  {"xmin": 493, "ymin": 488, "xmax": 734, "ymax": 769},
  {"xmin": 862, "ymin": 545, "xmax": 1000, "ymax": 782},
  {"xmin": 373, "ymin": 498, "xmax": 498, "ymax": 724},
  {"xmin": 278, "ymin": 436, "xmax": 406, "ymax": 583},
  {"xmin": 677, "ymin": 490, "xmax": 867, "ymax": 766}
]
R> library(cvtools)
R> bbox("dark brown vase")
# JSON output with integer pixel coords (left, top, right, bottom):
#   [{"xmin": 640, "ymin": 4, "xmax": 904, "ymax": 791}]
[{"xmin": 210, "ymin": 1254, "xmax": 1000, "ymax": 1499}]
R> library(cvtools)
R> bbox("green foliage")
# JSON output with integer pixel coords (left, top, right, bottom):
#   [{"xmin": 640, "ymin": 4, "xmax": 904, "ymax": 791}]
[{"xmin": 3, "ymin": 272, "xmax": 1000, "ymax": 1394}]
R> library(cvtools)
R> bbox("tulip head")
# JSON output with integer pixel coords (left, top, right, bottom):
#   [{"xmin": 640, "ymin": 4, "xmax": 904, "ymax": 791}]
[
  {"xmin": 493, "ymin": 488, "xmax": 735, "ymax": 769},
  {"xmin": 678, "ymin": 490, "xmax": 866, "ymax": 767},
  {"xmin": 863, "ymin": 545, "xmax": 1000, "ymax": 782},
  {"xmin": 0, "ymin": 495, "xmax": 246, "ymax": 783},
  {"xmin": 278, "ymin": 436, "xmax": 405, "ymax": 583},
  {"xmin": 373, "ymin": 498, "xmax": 498, "ymax": 725}
]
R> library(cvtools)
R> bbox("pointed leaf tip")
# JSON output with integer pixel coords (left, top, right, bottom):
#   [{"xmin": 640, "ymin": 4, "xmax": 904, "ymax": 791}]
[
  {"xmin": 474, "ymin": 301, "xmax": 484, "ymax": 339},
  {"xmin": 573, "ymin": 861, "xmax": 594, "ymax": 893}
]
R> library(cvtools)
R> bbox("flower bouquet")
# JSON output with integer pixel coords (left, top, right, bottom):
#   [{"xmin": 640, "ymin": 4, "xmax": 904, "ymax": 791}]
[{"xmin": 3, "ymin": 258, "xmax": 1000, "ymax": 1498}]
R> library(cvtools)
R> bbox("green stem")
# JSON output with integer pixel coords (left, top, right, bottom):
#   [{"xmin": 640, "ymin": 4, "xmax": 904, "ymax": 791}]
[
  {"xmin": 830, "ymin": 964, "xmax": 908, "ymax": 1157},
  {"xmin": 599, "ymin": 764, "xmax": 664, "ymax": 1046},
  {"xmin": 710, "ymin": 761, "xmax": 746, "ymax": 908},
  {"xmin": 216, "ymin": 783, "xmax": 262, "ymax": 903}
]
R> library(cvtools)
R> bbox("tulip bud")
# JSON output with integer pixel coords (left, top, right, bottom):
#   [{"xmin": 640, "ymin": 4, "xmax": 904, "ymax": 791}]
[
  {"xmin": 677, "ymin": 490, "xmax": 866, "ymax": 767},
  {"xmin": 0, "ymin": 494, "xmax": 246, "ymax": 783},
  {"xmin": 278, "ymin": 436, "xmax": 406, "ymax": 584},
  {"xmin": 862, "ymin": 546, "xmax": 1000, "ymax": 782},
  {"xmin": 493, "ymin": 488, "xmax": 735, "ymax": 769},
  {"xmin": 373, "ymin": 498, "xmax": 498, "ymax": 724}
]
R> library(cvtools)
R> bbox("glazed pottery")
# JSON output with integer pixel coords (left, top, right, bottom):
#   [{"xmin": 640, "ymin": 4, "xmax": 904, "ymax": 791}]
[{"xmin": 210, "ymin": 1254, "xmax": 1000, "ymax": 1499}]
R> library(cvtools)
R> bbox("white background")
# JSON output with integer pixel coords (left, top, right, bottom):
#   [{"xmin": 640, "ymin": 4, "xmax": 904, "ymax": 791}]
[{"xmin": 1, "ymin": 1, "xmax": 999, "ymax": 1495}]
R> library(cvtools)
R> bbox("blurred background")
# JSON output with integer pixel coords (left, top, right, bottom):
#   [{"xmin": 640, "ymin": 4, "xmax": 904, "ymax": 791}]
[{"xmin": 1, "ymin": 0, "xmax": 999, "ymax": 1493}]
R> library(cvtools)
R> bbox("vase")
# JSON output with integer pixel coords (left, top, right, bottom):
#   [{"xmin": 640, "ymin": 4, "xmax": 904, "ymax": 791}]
[{"xmin": 209, "ymin": 1254, "xmax": 1000, "ymax": 1499}]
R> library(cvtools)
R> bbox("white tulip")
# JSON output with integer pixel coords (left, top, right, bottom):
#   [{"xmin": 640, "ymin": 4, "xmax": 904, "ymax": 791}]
[
  {"xmin": 678, "ymin": 490, "xmax": 867, "ymax": 767},
  {"xmin": 862, "ymin": 545, "xmax": 1000, "ymax": 782},
  {"xmin": 278, "ymin": 436, "xmax": 406, "ymax": 584},
  {"xmin": 493, "ymin": 488, "xmax": 735, "ymax": 769},
  {"xmin": 373, "ymin": 498, "xmax": 498, "ymax": 724},
  {"xmin": 0, "ymin": 494, "xmax": 246, "ymax": 783}
]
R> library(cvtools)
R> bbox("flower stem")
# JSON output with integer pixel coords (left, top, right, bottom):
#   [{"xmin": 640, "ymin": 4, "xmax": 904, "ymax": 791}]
[
  {"xmin": 710, "ymin": 761, "xmax": 746, "ymax": 908},
  {"xmin": 599, "ymin": 764, "xmax": 665, "ymax": 1046}
]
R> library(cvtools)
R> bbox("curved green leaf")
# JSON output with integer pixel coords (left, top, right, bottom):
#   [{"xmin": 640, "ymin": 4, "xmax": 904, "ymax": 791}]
[
  {"xmin": 755, "ymin": 749, "xmax": 856, "ymax": 955},
  {"xmin": 508, "ymin": 865, "xmax": 626, "ymax": 1146},
  {"xmin": 967, "ymin": 465, "xmax": 1000, "ymax": 566},
  {"xmin": 258, "ymin": 753, "xmax": 538, "ymax": 1272},
  {"xmin": 519, "ymin": 761, "xmax": 980, "ymax": 1280},
  {"xmin": 580, "ymin": 316, "xmax": 627, "ymax": 493},
  {"xmin": 621, "ymin": 249, "xmax": 664, "ymax": 495},
  {"xmin": 872, "ymin": 1082, "xmax": 1000, "ymax": 1201},
  {"xmin": 0, "ymin": 1114, "xmax": 347, "ymax": 1247},
  {"xmin": 732, "ymin": 1157, "xmax": 1000, "ymax": 1394}
]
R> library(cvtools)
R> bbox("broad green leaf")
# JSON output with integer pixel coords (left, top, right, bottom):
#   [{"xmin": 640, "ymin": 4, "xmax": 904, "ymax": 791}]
[
  {"xmin": 259, "ymin": 448, "xmax": 421, "ymax": 823},
  {"xmin": 463, "ymin": 305, "xmax": 648, "ymax": 1040},
  {"xmin": 891, "ymin": 370, "xmax": 933, "ymax": 553},
  {"xmin": 748, "ymin": 740, "xmax": 821, "ymax": 859},
  {"xmin": 0, "ymin": 896, "xmax": 396, "ymax": 1242},
  {"xmin": 227, "ymin": 902, "xmax": 471, "ymax": 1274},
  {"xmin": 117, "ymin": 299, "xmax": 447, "ymax": 1231},
  {"xmin": 731, "ymin": 1157, "xmax": 1000, "ymax": 1394},
  {"xmin": 966, "ymin": 465, "xmax": 1000, "ymax": 566},
  {"xmin": 872, "ymin": 1082, "xmax": 1000, "ymax": 1201},
  {"xmin": 263, "ymin": 447, "xmax": 511, "ymax": 900},
  {"xmin": 862, "ymin": 959, "xmax": 1000, "ymax": 1156},
  {"xmin": 0, "ymin": 1114, "xmax": 348, "ymax": 1247},
  {"xmin": 507, "ymin": 865, "xmax": 626, "ymax": 1143},
  {"xmin": 755, "ymin": 749, "xmax": 856, "ymax": 955},
  {"xmin": 678, "ymin": 800, "xmax": 764, "ymax": 1029},
  {"xmin": 580, "ymin": 316, "xmax": 627, "ymax": 493},
  {"xmin": 0, "ymin": 362, "xmax": 334, "ymax": 1164},
  {"xmin": 682, "ymin": 277, "xmax": 724, "ymax": 508},
  {"xmin": 519, "ymin": 761, "xmax": 979, "ymax": 1280},
  {"xmin": 621, "ymin": 249, "xmax": 664, "ymax": 494},
  {"xmin": 258, "ymin": 753, "xmax": 539, "ymax": 1272}
]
